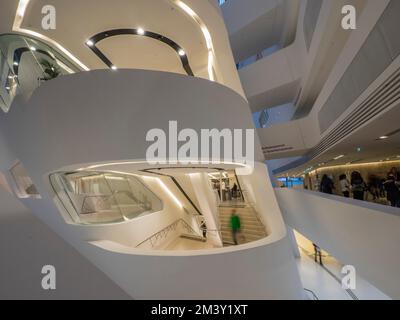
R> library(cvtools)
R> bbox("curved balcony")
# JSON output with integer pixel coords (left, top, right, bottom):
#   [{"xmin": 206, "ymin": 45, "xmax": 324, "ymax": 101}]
[
  {"xmin": 0, "ymin": 33, "xmax": 82, "ymax": 112},
  {"xmin": 0, "ymin": 69, "xmax": 303, "ymax": 298}
]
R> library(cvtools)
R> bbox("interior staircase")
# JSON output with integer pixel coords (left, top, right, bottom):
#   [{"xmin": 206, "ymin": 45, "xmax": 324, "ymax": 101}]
[{"xmin": 218, "ymin": 205, "xmax": 268, "ymax": 245}]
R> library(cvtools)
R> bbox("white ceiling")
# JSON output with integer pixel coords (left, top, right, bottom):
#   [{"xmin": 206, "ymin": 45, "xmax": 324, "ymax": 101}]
[
  {"xmin": 280, "ymin": 102, "xmax": 400, "ymax": 176},
  {"xmin": 20, "ymin": 0, "xmax": 209, "ymax": 75}
]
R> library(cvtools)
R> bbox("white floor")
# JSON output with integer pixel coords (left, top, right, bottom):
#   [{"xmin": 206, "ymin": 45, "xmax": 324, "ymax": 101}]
[
  {"xmin": 164, "ymin": 237, "xmax": 216, "ymax": 251},
  {"xmin": 296, "ymin": 247, "xmax": 390, "ymax": 300}
]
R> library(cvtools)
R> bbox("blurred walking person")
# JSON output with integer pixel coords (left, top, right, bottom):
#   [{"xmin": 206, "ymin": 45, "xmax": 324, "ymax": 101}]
[{"xmin": 230, "ymin": 209, "xmax": 241, "ymax": 245}]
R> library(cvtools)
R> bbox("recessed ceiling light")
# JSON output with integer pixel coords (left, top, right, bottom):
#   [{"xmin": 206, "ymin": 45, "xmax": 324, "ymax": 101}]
[
  {"xmin": 137, "ymin": 28, "xmax": 145, "ymax": 35},
  {"xmin": 30, "ymin": 46, "xmax": 36, "ymax": 51},
  {"xmin": 379, "ymin": 136, "xmax": 389, "ymax": 140},
  {"xmin": 111, "ymin": 65, "xmax": 117, "ymax": 70},
  {"xmin": 178, "ymin": 49, "xmax": 186, "ymax": 56},
  {"xmin": 334, "ymin": 155, "xmax": 345, "ymax": 160},
  {"xmin": 86, "ymin": 40, "xmax": 94, "ymax": 47}
]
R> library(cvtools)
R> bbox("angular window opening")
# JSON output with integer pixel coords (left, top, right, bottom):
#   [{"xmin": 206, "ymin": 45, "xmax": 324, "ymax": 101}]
[
  {"xmin": 50, "ymin": 171, "xmax": 163, "ymax": 225},
  {"xmin": 9, "ymin": 161, "xmax": 40, "ymax": 198}
]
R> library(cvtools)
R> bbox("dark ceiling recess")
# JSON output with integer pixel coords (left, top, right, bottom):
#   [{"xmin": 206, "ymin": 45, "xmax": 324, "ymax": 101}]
[{"xmin": 86, "ymin": 28, "xmax": 194, "ymax": 76}]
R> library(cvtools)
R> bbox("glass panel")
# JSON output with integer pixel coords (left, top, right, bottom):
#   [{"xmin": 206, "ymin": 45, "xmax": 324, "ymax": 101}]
[
  {"xmin": 0, "ymin": 34, "xmax": 81, "ymax": 113},
  {"xmin": 51, "ymin": 171, "xmax": 163, "ymax": 225},
  {"xmin": 0, "ymin": 48, "xmax": 19, "ymax": 112}
]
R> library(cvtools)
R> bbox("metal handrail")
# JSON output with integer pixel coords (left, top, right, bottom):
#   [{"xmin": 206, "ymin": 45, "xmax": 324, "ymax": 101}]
[{"xmin": 135, "ymin": 218, "xmax": 203, "ymax": 248}]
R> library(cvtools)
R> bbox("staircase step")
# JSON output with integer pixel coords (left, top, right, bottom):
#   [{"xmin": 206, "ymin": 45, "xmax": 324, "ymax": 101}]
[{"xmin": 221, "ymin": 227, "xmax": 265, "ymax": 234}]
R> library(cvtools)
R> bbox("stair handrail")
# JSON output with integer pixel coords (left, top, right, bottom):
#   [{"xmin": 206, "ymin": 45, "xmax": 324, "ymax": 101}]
[{"xmin": 135, "ymin": 218, "xmax": 203, "ymax": 249}]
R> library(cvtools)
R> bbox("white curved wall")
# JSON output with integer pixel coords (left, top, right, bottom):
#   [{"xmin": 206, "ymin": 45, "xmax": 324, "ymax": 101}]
[
  {"xmin": 0, "ymin": 187, "xmax": 130, "ymax": 299},
  {"xmin": 276, "ymin": 188, "xmax": 400, "ymax": 299},
  {"xmin": 257, "ymin": 0, "xmax": 394, "ymax": 162},
  {"xmin": 0, "ymin": 70, "xmax": 303, "ymax": 299}
]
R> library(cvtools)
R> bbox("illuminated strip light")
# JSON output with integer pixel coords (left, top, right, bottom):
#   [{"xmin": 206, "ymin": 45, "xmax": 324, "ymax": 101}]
[
  {"xmin": 173, "ymin": 0, "xmax": 216, "ymax": 81},
  {"xmin": 13, "ymin": 0, "xmax": 90, "ymax": 72},
  {"xmin": 157, "ymin": 178, "xmax": 183, "ymax": 209},
  {"xmin": 306, "ymin": 159, "xmax": 400, "ymax": 175},
  {"xmin": 80, "ymin": 160, "xmax": 250, "ymax": 171}
]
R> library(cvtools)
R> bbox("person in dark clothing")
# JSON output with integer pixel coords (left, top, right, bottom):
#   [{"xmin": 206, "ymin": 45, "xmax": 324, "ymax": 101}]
[
  {"xmin": 390, "ymin": 167, "xmax": 400, "ymax": 183},
  {"xmin": 230, "ymin": 210, "xmax": 241, "ymax": 245},
  {"xmin": 384, "ymin": 173, "xmax": 400, "ymax": 207},
  {"xmin": 231, "ymin": 183, "xmax": 238, "ymax": 199},
  {"xmin": 378, "ymin": 178, "xmax": 386, "ymax": 198},
  {"xmin": 313, "ymin": 243, "xmax": 323, "ymax": 266},
  {"xmin": 319, "ymin": 174, "xmax": 334, "ymax": 194},
  {"xmin": 351, "ymin": 171, "xmax": 365, "ymax": 201},
  {"xmin": 367, "ymin": 174, "xmax": 380, "ymax": 201}
]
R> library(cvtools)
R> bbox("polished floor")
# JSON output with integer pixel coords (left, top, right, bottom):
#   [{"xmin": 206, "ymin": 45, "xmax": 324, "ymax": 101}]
[{"xmin": 296, "ymin": 236, "xmax": 390, "ymax": 300}]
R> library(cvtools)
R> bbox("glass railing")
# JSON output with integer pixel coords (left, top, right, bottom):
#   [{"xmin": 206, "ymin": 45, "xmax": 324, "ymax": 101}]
[
  {"xmin": 0, "ymin": 33, "xmax": 82, "ymax": 113},
  {"xmin": 50, "ymin": 171, "xmax": 163, "ymax": 225}
]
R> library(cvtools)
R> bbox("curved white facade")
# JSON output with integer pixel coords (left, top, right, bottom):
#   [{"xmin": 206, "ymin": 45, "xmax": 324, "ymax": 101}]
[
  {"xmin": 0, "ymin": 70, "xmax": 303, "ymax": 299},
  {"xmin": 2, "ymin": 0, "xmax": 396, "ymax": 301}
]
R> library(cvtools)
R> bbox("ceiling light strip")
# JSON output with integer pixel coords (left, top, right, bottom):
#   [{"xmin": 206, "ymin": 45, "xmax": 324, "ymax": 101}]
[
  {"xmin": 173, "ymin": 0, "xmax": 216, "ymax": 81},
  {"xmin": 85, "ymin": 28, "xmax": 194, "ymax": 76}
]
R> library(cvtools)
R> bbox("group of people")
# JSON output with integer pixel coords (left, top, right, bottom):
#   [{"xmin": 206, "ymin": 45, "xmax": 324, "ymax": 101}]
[
  {"xmin": 213, "ymin": 180, "xmax": 240, "ymax": 201},
  {"xmin": 319, "ymin": 167, "xmax": 400, "ymax": 207}
]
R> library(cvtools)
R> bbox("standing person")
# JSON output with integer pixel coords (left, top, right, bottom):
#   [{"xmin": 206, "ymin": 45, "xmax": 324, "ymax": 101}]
[
  {"xmin": 339, "ymin": 174, "xmax": 350, "ymax": 198},
  {"xmin": 215, "ymin": 181, "xmax": 221, "ymax": 200},
  {"xmin": 351, "ymin": 171, "xmax": 366, "ymax": 201},
  {"xmin": 230, "ymin": 210, "xmax": 241, "ymax": 245},
  {"xmin": 384, "ymin": 173, "xmax": 400, "ymax": 208},
  {"xmin": 232, "ymin": 183, "xmax": 238, "ymax": 199},
  {"xmin": 390, "ymin": 167, "xmax": 400, "ymax": 180},
  {"xmin": 378, "ymin": 177, "xmax": 386, "ymax": 198},
  {"xmin": 319, "ymin": 174, "xmax": 334, "ymax": 194},
  {"xmin": 368, "ymin": 174, "xmax": 380, "ymax": 201}
]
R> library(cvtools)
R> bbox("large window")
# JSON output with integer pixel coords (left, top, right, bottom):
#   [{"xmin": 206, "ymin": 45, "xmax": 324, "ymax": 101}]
[
  {"xmin": 9, "ymin": 161, "xmax": 40, "ymax": 198},
  {"xmin": 50, "ymin": 171, "xmax": 163, "ymax": 225}
]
